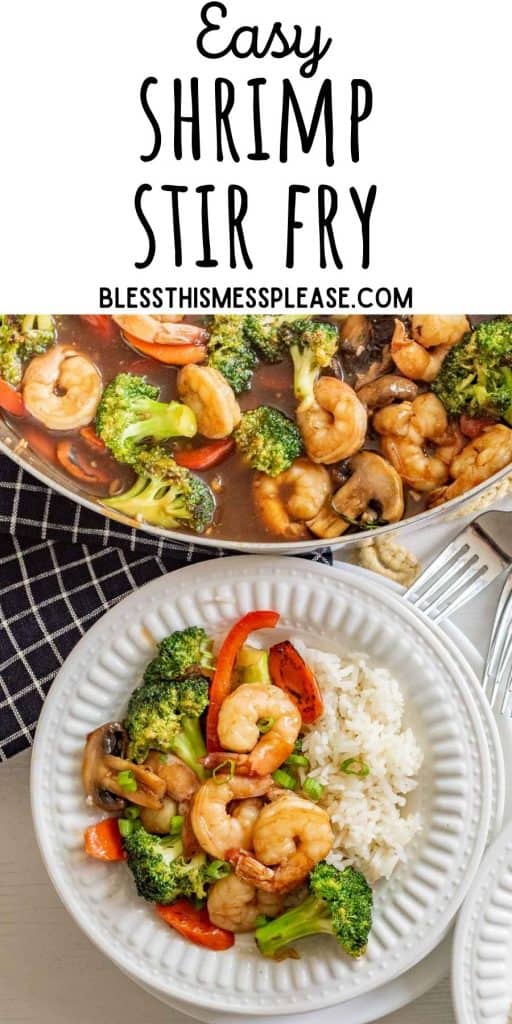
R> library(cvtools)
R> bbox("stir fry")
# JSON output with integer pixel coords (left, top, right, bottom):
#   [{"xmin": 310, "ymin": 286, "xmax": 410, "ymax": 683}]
[
  {"xmin": 1, "ymin": 313, "xmax": 511, "ymax": 542},
  {"xmin": 81, "ymin": 612, "xmax": 374, "ymax": 958}
]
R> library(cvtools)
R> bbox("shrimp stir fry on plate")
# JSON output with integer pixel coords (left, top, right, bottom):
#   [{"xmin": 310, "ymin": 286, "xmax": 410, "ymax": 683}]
[{"xmin": 80, "ymin": 613, "xmax": 374, "ymax": 958}]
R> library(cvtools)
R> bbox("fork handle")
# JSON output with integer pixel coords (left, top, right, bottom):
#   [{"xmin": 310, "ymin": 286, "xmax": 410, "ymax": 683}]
[{"xmin": 482, "ymin": 567, "xmax": 512, "ymax": 701}]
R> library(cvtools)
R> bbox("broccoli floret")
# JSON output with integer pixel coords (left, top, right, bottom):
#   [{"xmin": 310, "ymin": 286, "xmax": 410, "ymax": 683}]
[
  {"xmin": 206, "ymin": 315, "xmax": 257, "ymax": 393},
  {"xmin": 123, "ymin": 826, "xmax": 208, "ymax": 903},
  {"xmin": 124, "ymin": 673, "xmax": 209, "ymax": 776},
  {"xmin": 143, "ymin": 627, "xmax": 214, "ymax": 686},
  {"xmin": 243, "ymin": 315, "xmax": 306, "ymax": 363},
  {"xmin": 279, "ymin": 319, "xmax": 339, "ymax": 405},
  {"xmin": 432, "ymin": 318, "xmax": 512, "ymax": 423},
  {"xmin": 95, "ymin": 372, "xmax": 197, "ymax": 466},
  {"xmin": 104, "ymin": 456, "xmax": 215, "ymax": 534},
  {"xmin": 0, "ymin": 314, "xmax": 55, "ymax": 387},
  {"xmin": 234, "ymin": 406, "xmax": 303, "ymax": 477},
  {"xmin": 255, "ymin": 863, "xmax": 373, "ymax": 960}
]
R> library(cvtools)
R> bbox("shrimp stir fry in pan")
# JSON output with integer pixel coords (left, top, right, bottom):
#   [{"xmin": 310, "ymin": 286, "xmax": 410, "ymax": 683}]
[{"xmin": 3, "ymin": 313, "xmax": 510, "ymax": 543}]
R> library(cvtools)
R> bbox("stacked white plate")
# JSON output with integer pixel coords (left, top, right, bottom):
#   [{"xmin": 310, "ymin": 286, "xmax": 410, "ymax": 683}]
[
  {"xmin": 453, "ymin": 819, "xmax": 512, "ymax": 1024},
  {"xmin": 31, "ymin": 558, "xmax": 506, "ymax": 1021}
]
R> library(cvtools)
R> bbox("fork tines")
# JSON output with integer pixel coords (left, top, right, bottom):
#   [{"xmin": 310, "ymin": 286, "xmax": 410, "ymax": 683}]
[
  {"xmin": 405, "ymin": 522, "xmax": 507, "ymax": 623},
  {"xmin": 482, "ymin": 569, "xmax": 512, "ymax": 713}
]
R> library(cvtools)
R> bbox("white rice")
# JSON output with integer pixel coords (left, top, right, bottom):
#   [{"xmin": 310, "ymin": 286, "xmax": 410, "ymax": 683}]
[{"xmin": 297, "ymin": 641, "xmax": 423, "ymax": 883}]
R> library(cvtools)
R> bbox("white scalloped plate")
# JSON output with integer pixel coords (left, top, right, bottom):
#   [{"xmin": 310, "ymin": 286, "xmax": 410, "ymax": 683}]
[
  {"xmin": 453, "ymin": 819, "xmax": 512, "ymax": 1024},
  {"xmin": 123, "ymin": 589, "xmax": 506, "ymax": 1024},
  {"xmin": 31, "ymin": 557, "xmax": 493, "ymax": 1015}
]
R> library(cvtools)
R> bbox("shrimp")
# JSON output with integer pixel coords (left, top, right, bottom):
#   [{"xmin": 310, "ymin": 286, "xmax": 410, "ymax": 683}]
[
  {"xmin": 177, "ymin": 364, "xmax": 241, "ymax": 439},
  {"xmin": 217, "ymin": 683, "xmax": 301, "ymax": 775},
  {"xmin": 22, "ymin": 346, "xmax": 102, "ymax": 431},
  {"xmin": 207, "ymin": 874, "xmax": 283, "ymax": 933},
  {"xmin": 429, "ymin": 425, "xmax": 512, "ymax": 506},
  {"xmin": 144, "ymin": 752, "xmax": 200, "ymax": 802},
  {"xmin": 411, "ymin": 315, "xmax": 470, "ymax": 348},
  {"xmin": 191, "ymin": 775, "xmax": 272, "ymax": 859},
  {"xmin": 390, "ymin": 317, "xmax": 468, "ymax": 383},
  {"xmin": 231, "ymin": 798, "xmax": 264, "ymax": 849},
  {"xmin": 373, "ymin": 392, "xmax": 464, "ymax": 492},
  {"xmin": 252, "ymin": 458, "xmax": 332, "ymax": 540},
  {"xmin": 140, "ymin": 796, "xmax": 178, "ymax": 835},
  {"xmin": 228, "ymin": 793, "xmax": 333, "ymax": 894},
  {"xmin": 297, "ymin": 377, "xmax": 367, "ymax": 464},
  {"xmin": 113, "ymin": 314, "xmax": 207, "ymax": 346},
  {"xmin": 144, "ymin": 752, "xmax": 202, "ymax": 852}
]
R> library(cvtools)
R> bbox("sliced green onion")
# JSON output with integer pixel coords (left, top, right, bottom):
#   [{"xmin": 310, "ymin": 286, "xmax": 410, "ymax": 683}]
[
  {"xmin": 302, "ymin": 777, "xmax": 325, "ymax": 802},
  {"xmin": 206, "ymin": 859, "xmax": 232, "ymax": 881},
  {"xmin": 124, "ymin": 805, "xmax": 140, "ymax": 820},
  {"xmin": 212, "ymin": 759, "xmax": 235, "ymax": 784},
  {"xmin": 293, "ymin": 737, "xmax": 303, "ymax": 754},
  {"xmin": 117, "ymin": 769, "xmax": 138, "ymax": 793},
  {"xmin": 254, "ymin": 914, "xmax": 270, "ymax": 929},
  {"xmin": 272, "ymin": 768, "xmax": 297, "ymax": 791},
  {"xmin": 118, "ymin": 818, "xmax": 133, "ymax": 838},
  {"xmin": 340, "ymin": 757, "xmax": 370, "ymax": 777},
  {"xmin": 257, "ymin": 717, "xmax": 275, "ymax": 734},
  {"xmin": 337, "ymin": 512, "xmax": 388, "ymax": 531},
  {"xmin": 284, "ymin": 753, "xmax": 310, "ymax": 769},
  {"xmin": 169, "ymin": 815, "xmax": 184, "ymax": 836}
]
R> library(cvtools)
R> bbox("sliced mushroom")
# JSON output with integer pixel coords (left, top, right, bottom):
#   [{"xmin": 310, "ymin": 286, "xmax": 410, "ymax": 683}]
[
  {"xmin": 356, "ymin": 374, "xmax": 419, "ymax": 411},
  {"xmin": 307, "ymin": 451, "xmax": 404, "ymax": 539},
  {"xmin": 338, "ymin": 315, "xmax": 394, "ymax": 388},
  {"xmin": 339, "ymin": 315, "xmax": 372, "ymax": 356},
  {"xmin": 82, "ymin": 722, "xmax": 165, "ymax": 811}
]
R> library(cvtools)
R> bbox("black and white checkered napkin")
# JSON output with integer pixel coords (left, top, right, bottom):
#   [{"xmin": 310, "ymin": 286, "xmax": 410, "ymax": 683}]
[{"xmin": 0, "ymin": 454, "xmax": 332, "ymax": 760}]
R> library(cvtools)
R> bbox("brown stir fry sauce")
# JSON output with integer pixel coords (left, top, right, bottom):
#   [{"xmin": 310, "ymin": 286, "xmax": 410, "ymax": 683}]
[{"xmin": 1, "ymin": 314, "xmax": 508, "ymax": 542}]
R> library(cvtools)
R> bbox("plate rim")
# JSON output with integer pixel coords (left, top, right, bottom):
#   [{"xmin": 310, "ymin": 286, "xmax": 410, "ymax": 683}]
[
  {"xmin": 30, "ymin": 556, "xmax": 495, "ymax": 1015},
  {"xmin": 452, "ymin": 816, "xmax": 512, "ymax": 1024}
]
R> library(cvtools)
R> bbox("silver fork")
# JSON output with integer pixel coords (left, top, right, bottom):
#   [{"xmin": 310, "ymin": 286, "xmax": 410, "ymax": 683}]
[
  {"xmin": 482, "ymin": 567, "xmax": 512, "ymax": 713},
  {"xmin": 404, "ymin": 510, "xmax": 512, "ymax": 623}
]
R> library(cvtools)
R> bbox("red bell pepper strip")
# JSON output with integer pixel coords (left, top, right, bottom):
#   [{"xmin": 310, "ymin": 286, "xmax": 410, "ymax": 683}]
[
  {"xmin": 123, "ymin": 334, "xmax": 207, "ymax": 365},
  {"xmin": 268, "ymin": 641, "xmax": 324, "ymax": 724},
  {"xmin": 84, "ymin": 818, "xmax": 126, "ymax": 861},
  {"xmin": 0, "ymin": 379, "xmax": 25, "ymax": 416},
  {"xmin": 80, "ymin": 315, "xmax": 115, "ymax": 337},
  {"xmin": 22, "ymin": 423, "xmax": 56, "ymax": 462},
  {"xmin": 206, "ymin": 609, "xmax": 280, "ymax": 751},
  {"xmin": 56, "ymin": 440, "xmax": 110, "ymax": 485},
  {"xmin": 459, "ymin": 414, "xmax": 495, "ymax": 439},
  {"xmin": 175, "ymin": 439, "xmax": 235, "ymax": 471},
  {"xmin": 156, "ymin": 900, "xmax": 234, "ymax": 950},
  {"xmin": 80, "ymin": 425, "xmax": 107, "ymax": 453}
]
